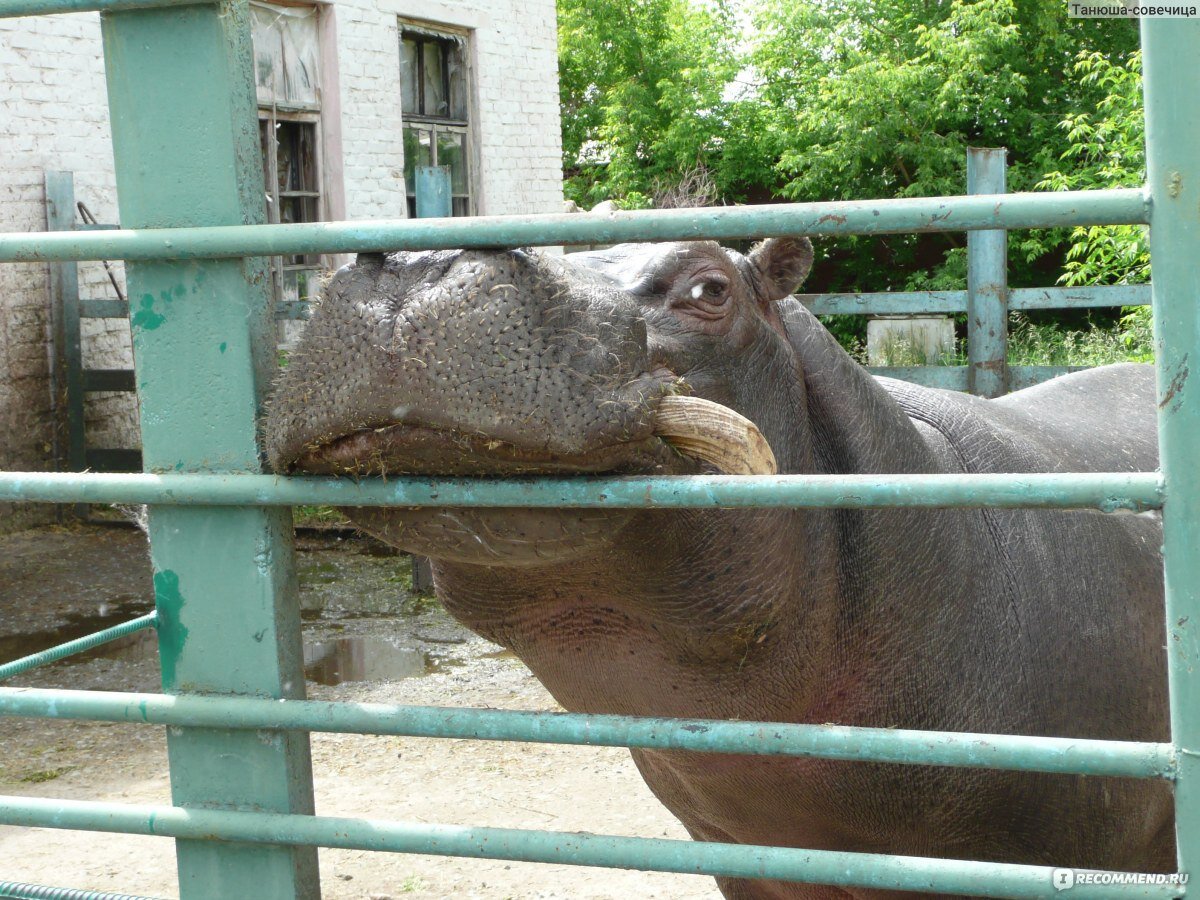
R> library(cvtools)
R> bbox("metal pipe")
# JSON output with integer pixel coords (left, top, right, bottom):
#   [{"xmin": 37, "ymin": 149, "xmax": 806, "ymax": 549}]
[
  {"xmin": 0, "ymin": 795, "xmax": 1181, "ymax": 898},
  {"xmin": 966, "ymin": 148, "xmax": 1009, "ymax": 397},
  {"xmin": 0, "ymin": 0, "xmax": 206, "ymax": 17},
  {"xmin": 0, "ymin": 190, "xmax": 1149, "ymax": 263},
  {"xmin": 0, "ymin": 882, "xmax": 160, "ymax": 900},
  {"xmin": 799, "ymin": 284, "xmax": 1152, "ymax": 317},
  {"xmin": 1142, "ymin": 16, "xmax": 1200, "ymax": 885},
  {"xmin": 0, "ymin": 614, "xmax": 157, "ymax": 683},
  {"xmin": 0, "ymin": 471, "xmax": 1164, "ymax": 512},
  {"xmin": 0, "ymin": 687, "xmax": 1174, "ymax": 779}
]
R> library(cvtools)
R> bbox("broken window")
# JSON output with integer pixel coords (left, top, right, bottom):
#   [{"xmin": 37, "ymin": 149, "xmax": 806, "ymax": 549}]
[
  {"xmin": 253, "ymin": 1, "xmax": 324, "ymax": 307},
  {"xmin": 400, "ymin": 24, "xmax": 473, "ymax": 217}
]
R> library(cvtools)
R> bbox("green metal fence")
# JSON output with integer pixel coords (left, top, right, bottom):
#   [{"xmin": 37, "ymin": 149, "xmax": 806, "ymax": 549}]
[{"xmin": 0, "ymin": 2, "xmax": 1196, "ymax": 898}]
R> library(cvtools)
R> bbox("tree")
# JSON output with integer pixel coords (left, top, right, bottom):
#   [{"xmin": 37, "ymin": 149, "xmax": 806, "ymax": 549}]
[
  {"xmin": 1037, "ymin": 51, "xmax": 1147, "ymax": 287},
  {"xmin": 556, "ymin": 0, "xmax": 1141, "ymax": 300},
  {"xmin": 733, "ymin": 0, "xmax": 1139, "ymax": 295},
  {"xmin": 557, "ymin": 0, "xmax": 738, "ymax": 209}
]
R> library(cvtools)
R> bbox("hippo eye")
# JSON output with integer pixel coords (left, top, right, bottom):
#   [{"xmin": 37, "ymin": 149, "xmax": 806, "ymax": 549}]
[{"xmin": 688, "ymin": 277, "xmax": 730, "ymax": 303}]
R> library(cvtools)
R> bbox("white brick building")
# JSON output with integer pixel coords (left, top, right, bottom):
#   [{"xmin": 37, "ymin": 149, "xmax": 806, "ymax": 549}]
[{"xmin": 0, "ymin": 0, "xmax": 564, "ymax": 532}]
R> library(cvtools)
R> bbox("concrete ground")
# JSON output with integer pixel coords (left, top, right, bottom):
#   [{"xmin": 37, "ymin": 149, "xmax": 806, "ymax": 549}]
[{"xmin": 0, "ymin": 523, "xmax": 721, "ymax": 900}]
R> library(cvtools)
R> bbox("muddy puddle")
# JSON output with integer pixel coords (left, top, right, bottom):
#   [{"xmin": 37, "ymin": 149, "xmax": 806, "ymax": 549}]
[{"xmin": 0, "ymin": 525, "xmax": 480, "ymax": 687}]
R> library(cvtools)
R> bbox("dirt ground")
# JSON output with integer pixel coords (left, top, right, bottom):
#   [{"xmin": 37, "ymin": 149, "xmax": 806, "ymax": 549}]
[{"xmin": 0, "ymin": 523, "xmax": 721, "ymax": 900}]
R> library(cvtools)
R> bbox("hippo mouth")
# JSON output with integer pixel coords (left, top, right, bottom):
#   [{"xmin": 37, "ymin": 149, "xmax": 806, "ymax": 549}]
[
  {"xmin": 290, "ymin": 397, "xmax": 776, "ymax": 567},
  {"xmin": 293, "ymin": 396, "xmax": 777, "ymax": 479}
]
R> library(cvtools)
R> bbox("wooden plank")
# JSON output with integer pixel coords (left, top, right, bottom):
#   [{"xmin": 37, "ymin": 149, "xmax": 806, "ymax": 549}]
[
  {"xmin": 79, "ymin": 297, "xmax": 130, "ymax": 319},
  {"xmin": 82, "ymin": 369, "xmax": 136, "ymax": 392}
]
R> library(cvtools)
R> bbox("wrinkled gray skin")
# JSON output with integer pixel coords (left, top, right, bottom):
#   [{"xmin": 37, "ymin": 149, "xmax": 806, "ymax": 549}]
[{"xmin": 265, "ymin": 239, "xmax": 1170, "ymax": 899}]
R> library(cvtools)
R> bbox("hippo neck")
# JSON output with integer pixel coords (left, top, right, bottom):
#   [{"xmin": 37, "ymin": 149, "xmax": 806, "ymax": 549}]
[{"xmin": 778, "ymin": 299, "xmax": 940, "ymax": 477}]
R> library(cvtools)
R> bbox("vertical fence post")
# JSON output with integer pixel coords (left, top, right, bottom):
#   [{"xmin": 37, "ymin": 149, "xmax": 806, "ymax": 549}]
[
  {"xmin": 1142, "ymin": 18, "xmax": 1200, "ymax": 885},
  {"xmin": 966, "ymin": 147, "xmax": 1009, "ymax": 397},
  {"xmin": 100, "ymin": 2, "xmax": 319, "ymax": 897},
  {"xmin": 44, "ymin": 172, "xmax": 86, "ymax": 481}
]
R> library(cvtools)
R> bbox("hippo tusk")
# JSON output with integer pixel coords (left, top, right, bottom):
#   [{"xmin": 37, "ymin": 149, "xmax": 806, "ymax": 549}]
[{"xmin": 652, "ymin": 395, "xmax": 777, "ymax": 476}]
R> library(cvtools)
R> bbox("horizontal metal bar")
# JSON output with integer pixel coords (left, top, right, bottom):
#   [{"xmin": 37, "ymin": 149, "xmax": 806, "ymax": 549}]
[
  {"xmin": 801, "ymin": 284, "xmax": 1152, "ymax": 316},
  {"xmin": 0, "ymin": 0, "xmax": 206, "ymax": 17},
  {"xmin": 802, "ymin": 290, "xmax": 967, "ymax": 315},
  {"xmin": 75, "ymin": 223, "xmax": 121, "ymax": 232},
  {"xmin": 0, "ymin": 614, "xmax": 156, "ymax": 683},
  {"xmin": 0, "ymin": 687, "xmax": 1174, "ymax": 778},
  {"xmin": 0, "ymin": 880, "xmax": 161, "ymax": 900},
  {"xmin": 0, "ymin": 190, "xmax": 1149, "ymax": 263},
  {"xmin": 81, "ymin": 369, "xmax": 135, "ymax": 392},
  {"xmin": 1010, "ymin": 284, "xmax": 1152, "ymax": 311},
  {"xmin": 0, "ymin": 471, "xmax": 1165, "ymax": 512},
  {"xmin": 78, "ymin": 298, "xmax": 128, "ymax": 319},
  {"xmin": 0, "ymin": 796, "xmax": 1180, "ymax": 898},
  {"xmin": 78, "ymin": 297, "xmax": 307, "ymax": 321}
]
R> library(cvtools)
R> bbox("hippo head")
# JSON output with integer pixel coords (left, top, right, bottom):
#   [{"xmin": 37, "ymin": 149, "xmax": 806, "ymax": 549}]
[
  {"xmin": 265, "ymin": 239, "xmax": 814, "ymax": 565},
  {"xmin": 265, "ymin": 239, "xmax": 832, "ymax": 718}
]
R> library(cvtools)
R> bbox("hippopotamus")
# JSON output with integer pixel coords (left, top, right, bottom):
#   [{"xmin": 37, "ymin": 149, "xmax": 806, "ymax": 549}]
[{"xmin": 264, "ymin": 238, "xmax": 1170, "ymax": 899}]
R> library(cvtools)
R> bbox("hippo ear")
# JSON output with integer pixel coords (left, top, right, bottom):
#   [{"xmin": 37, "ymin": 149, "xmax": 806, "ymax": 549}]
[{"xmin": 748, "ymin": 237, "xmax": 814, "ymax": 302}]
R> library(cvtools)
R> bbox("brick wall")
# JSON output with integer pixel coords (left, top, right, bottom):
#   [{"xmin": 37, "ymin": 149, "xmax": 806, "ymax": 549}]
[
  {"xmin": 0, "ymin": 1, "xmax": 563, "ymax": 534},
  {"xmin": 334, "ymin": 0, "xmax": 563, "ymax": 219},
  {"xmin": 0, "ymin": 13, "xmax": 134, "ymax": 531}
]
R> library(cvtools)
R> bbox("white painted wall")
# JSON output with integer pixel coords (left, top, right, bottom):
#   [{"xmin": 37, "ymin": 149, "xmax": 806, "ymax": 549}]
[{"xmin": 0, "ymin": 0, "xmax": 563, "ymax": 532}]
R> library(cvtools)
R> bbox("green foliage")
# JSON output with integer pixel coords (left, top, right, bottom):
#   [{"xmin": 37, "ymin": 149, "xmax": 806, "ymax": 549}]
[
  {"xmin": 557, "ymin": 0, "xmax": 739, "ymax": 208},
  {"xmin": 558, "ymin": 0, "xmax": 1140, "ymax": 295},
  {"xmin": 741, "ymin": 0, "xmax": 1138, "ymax": 292},
  {"xmin": 1036, "ymin": 51, "xmax": 1148, "ymax": 286},
  {"xmin": 557, "ymin": 0, "xmax": 1152, "ymax": 365},
  {"xmin": 1007, "ymin": 309, "xmax": 1153, "ymax": 365}
]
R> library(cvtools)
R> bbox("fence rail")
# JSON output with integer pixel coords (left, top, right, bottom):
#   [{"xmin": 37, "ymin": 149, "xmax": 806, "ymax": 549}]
[
  {"xmin": 0, "ymin": 3, "xmax": 1196, "ymax": 900},
  {"xmin": 0, "ymin": 189, "xmax": 1149, "ymax": 262}
]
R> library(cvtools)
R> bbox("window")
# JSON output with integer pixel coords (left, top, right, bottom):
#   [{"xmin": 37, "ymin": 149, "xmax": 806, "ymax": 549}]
[
  {"xmin": 252, "ymin": 1, "xmax": 324, "ymax": 305},
  {"xmin": 400, "ymin": 25, "xmax": 473, "ymax": 217},
  {"xmin": 259, "ymin": 117, "xmax": 321, "ymax": 304}
]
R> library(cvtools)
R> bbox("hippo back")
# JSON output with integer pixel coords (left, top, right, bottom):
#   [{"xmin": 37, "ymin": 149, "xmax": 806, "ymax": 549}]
[{"xmin": 877, "ymin": 363, "xmax": 1158, "ymax": 475}]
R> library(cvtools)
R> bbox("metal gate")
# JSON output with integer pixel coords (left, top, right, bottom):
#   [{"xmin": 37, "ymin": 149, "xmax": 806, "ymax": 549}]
[{"xmin": 0, "ymin": 3, "xmax": 1196, "ymax": 898}]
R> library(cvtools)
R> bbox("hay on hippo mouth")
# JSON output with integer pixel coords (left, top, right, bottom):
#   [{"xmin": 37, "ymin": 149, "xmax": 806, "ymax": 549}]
[{"xmin": 291, "ymin": 396, "xmax": 776, "ymax": 478}]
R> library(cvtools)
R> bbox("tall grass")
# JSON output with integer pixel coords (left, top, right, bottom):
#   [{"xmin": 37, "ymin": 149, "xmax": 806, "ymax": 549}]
[
  {"xmin": 1006, "ymin": 308, "xmax": 1153, "ymax": 366},
  {"xmin": 861, "ymin": 307, "xmax": 1154, "ymax": 368}
]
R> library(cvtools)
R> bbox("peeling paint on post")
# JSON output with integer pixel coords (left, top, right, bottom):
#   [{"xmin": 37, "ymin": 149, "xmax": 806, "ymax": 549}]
[
  {"xmin": 100, "ymin": 2, "xmax": 318, "ymax": 896},
  {"xmin": 966, "ymin": 148, "xmax": 1009, "ymax": 398},
  {"xmin": 1142, "ymin": 17, "xmax": 1200, "ymax": 885}
]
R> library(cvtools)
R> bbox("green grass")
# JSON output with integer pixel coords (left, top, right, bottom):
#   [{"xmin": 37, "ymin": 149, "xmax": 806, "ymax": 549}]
[
  {"xmin": 17, "ymin": 766, "xmax": 75, "ymax": 784},
  {"xmin": 1006, "ymin": 308, "xmax": 1153, "ymax": 366},
  {"xmin": 293, "ymin": 505, "xmax": 350, "ymax": 528}
]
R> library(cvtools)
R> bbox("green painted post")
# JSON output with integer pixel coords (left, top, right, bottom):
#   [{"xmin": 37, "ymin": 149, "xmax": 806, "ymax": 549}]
[
  {"xmin": 1142, "ymin": 18, "xmax": 1200, "ymax": 885},
  {"xmin": 99, "ymin": 2, "xmax": 319, "ymax": 897},
  {"xmin": 415, "ymin": 165, "xmax": 453, "ymax": 219},
  {"xmin": 966, "ymin": 148, "xmax": 1009, "ymax": 397}
]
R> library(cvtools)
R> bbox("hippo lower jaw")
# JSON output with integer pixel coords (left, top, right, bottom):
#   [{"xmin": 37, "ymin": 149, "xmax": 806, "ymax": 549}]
[
  {"xmin": 290, "ymin": 397, "xmax": 777, "ymax": 567},
  {"xmin": 291, "ymin": 395, "xmax": 777, "ymax": 478},
  {"xmin": 293, "ymin": 421, "xmax": 688, "ymax": 478}
]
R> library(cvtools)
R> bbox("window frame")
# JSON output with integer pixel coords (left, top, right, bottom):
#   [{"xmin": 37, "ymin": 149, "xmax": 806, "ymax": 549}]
[
  {"xmin": 259, "ymin": 109, "xmax": 325, "ymax": 307},
  {"xmin": 400, "ymin": 20, "xmax": 476, "ymax": 218}
]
